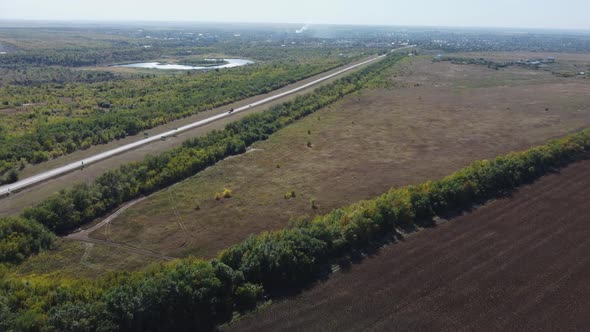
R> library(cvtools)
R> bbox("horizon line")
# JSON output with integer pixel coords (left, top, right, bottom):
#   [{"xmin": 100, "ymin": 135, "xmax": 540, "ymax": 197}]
[{"xmin": 0, "ymin": 18, "xmax": 589, "ymax": 33}]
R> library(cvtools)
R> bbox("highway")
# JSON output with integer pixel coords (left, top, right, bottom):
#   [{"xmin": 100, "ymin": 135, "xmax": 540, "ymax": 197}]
[{"xmin": 0, "ymin": 49, "xmax": 409, "ymax": 195}]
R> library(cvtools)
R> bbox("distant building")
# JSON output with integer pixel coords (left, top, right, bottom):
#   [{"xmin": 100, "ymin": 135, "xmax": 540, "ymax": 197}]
[{"xmin": 547, "ymin": 57, "xmax": 556, "ymax": 63}]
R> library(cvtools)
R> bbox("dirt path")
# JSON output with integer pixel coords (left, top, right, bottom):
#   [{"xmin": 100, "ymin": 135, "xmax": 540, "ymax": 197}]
[
  {"xmin": 65, "ymin": 237, "xmax": 173, "ymax": 261},
  {"xmin": 226, "ymin": 159, "xmax": 590, "ymax": 332},
  {"xmin": 167, "ymin": 190, "xmax": 192, "ymax": 248},
  {"xmin": 67, "ymin": 197, "xmax": 148, "ymax": 238},
  {"xmin": 65, "ymin": 197, "xmax": 173, "ymax": 261}
]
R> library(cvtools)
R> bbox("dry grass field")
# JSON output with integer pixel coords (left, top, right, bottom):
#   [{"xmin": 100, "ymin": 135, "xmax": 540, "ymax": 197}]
[
  {"xmin": 13, "ymin": 239, "xmax": 158, "ymax": 280},
  {"xmin": 14, "ymin": 52, "xmax": 590, "ymax": 278}
]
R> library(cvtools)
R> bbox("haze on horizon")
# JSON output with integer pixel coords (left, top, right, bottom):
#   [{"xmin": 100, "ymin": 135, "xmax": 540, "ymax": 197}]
[{"xmin": 1, "ymin": 0, "xmax": 589, "ymax": 31}]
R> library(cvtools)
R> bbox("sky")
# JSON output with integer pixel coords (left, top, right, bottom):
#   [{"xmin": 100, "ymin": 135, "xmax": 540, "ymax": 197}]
[{"xmin": 1, "ymin": 0, "xmax": 589, "ymax": 30}]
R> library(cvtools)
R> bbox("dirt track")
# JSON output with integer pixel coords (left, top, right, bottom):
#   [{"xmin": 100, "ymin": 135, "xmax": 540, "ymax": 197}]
[
  {"xmin": 227, "ymin": 159, "xmax": 590, "ymax": 331},
  {"xmin": 64, "ymin": 196, "xmax": 173, "ymax": 260}
]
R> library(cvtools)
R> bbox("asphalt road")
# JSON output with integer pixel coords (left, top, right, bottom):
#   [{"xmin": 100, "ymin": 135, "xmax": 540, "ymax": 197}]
[{"xmin": 0, "ymin": 54, "xmax": 387, "ymax": 195}]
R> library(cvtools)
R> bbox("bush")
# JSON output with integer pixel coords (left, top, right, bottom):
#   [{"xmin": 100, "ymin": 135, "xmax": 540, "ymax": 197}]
[
  {"xmin": 0, "ymin": 296, "xmax": 15, "ymax": 332},
  {"xmin": 47, "ymin": 302, "xmax": 106, "ymax": 332},
  {"xmin": 220, "ymin": 229, "xmax": 327, "ymax": 289},
  {"xmin": 0, "ymin": 217, "xmax": 55, "ymax": 264},
  {"xmin": 3, "ymin": 169, "xmax": 18, "ymax": 184},
  {"xmin": 102, "ymin": 259, "xmax": 239, "ymax": 330},
  {"xmin": 234, "ymin": 283, "xmax": 263, "ymax": 312},
  {"xmin": 311, "ymin": 199, "xmax": 319, "ymax": 209}
]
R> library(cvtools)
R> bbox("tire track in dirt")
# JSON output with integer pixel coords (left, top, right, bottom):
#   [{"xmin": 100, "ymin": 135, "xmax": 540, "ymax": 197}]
[
  {"xmin": 167, "ymin": 189, "xmax": 193, "ymax": 248},
  {"xmin": 79, "ymin": 242, "xmax": 95, "ymax": 268},
  {"xmin": 65, "ymin": 196, "xmax": 173, "ymax": 261},
  {"xmin": 66, "ymin": 237, "xmax": 173, "ymax": 261}
]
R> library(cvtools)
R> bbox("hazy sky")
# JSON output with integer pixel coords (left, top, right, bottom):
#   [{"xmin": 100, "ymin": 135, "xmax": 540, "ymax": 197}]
[{"xmin": 1, "ymin": 0, "xmax": 589, "ymax": 30}]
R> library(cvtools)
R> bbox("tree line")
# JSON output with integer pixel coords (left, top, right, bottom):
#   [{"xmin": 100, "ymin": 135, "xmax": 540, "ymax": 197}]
[
  {"xmin": 0, "ymin": 47, "xmax": 164, "ymax": 68},
  {"xmin": 0, "ymin": 67, "xmax": 124, "ymax": 86}
]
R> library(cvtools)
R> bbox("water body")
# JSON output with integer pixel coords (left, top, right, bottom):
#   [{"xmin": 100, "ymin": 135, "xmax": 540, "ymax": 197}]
[{"xmin": 117, "ymin": 58, "xmax": 253, "ymax": 70}]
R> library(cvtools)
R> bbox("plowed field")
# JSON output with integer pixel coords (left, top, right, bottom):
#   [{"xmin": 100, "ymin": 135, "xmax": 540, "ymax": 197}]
[{"xmin": 228, "ymin": 159, "xmax": 590, "ymax": 331}]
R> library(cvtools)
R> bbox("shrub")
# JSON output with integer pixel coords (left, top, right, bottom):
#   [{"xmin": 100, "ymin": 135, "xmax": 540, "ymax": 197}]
[
  {"xmin": 220, "ymin": 229, "xmax": 327, "ymax": 289},
  {"xmin": 102, "ymin": 259, "xmax": 239, "ymax": 330},
  {"xmin": 311, "ymin": 199, "xmax": 319, "ymax": 209},
  {"xmin": 47, "ymin": 302, "xmax": 105, "ymax": 332},
  {"xmin": 234, "ymin": 283, "xmax": 263, "ymax": 312},
  {"xmin": 4, "ymin": 169, "xmax": 18, "ymax": 184},
  {"xmin": 0, "ymin": 217, "xmax": 55, "ymax": 264}
]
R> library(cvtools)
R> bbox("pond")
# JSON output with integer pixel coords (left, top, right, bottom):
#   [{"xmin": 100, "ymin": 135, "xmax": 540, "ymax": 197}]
[{"xmin": 116, "ymin": 58, "xmax": 253, "ymax": 70}]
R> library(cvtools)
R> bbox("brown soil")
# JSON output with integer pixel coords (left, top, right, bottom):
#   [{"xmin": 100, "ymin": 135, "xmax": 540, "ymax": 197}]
[{"xmin": 227, "ymin": 159, "xmax": 590, "ymax": 332}]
